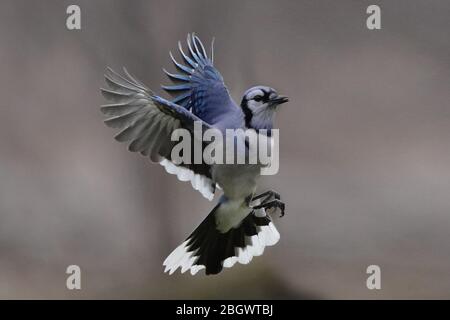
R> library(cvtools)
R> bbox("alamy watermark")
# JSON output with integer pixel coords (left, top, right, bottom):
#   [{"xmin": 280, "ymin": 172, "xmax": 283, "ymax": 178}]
[
  {"xmin": 66, "ymin": 5, "xmax": 81, "ymax": 30},
  {"xmin": 66, "ymin": 265, "xmax": 81, "ymax": 290},
  {"xmin": 366, "ymin": 5, "xmax": 381, "ymax": 30},
  {"xmin": 170, "ymin": 121, "xmax": 280, "ymax": 175},
  {"xmin": 366, "ymin": 265, "xmax": 381, "ymax": 290}
]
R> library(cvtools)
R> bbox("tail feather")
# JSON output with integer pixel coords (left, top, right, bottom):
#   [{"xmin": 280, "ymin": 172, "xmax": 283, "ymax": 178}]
[{"xmin": 163, "ymin": 205, "xmax": 280, "ymax": 275}]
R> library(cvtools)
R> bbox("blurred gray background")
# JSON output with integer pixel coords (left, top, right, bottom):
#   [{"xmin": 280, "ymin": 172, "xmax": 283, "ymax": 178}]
[{"xmin": 0, "ymin": 0, "xmax": 449, "ymax": 299}]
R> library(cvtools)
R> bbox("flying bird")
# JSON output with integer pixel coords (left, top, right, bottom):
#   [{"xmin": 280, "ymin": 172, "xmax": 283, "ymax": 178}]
[{"xmin": 100, "ymin": 34, "xmax": 288, "ymax": 275}]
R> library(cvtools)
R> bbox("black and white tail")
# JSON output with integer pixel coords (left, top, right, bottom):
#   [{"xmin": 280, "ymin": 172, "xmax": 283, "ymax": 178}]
[{"xmin": 163, "ymin": 205, "xmax": 280, "ymax": 275}]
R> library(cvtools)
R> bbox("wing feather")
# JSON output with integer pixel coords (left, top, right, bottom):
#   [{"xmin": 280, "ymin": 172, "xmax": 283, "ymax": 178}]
[
  {"xmin": 162, "ymin": 33, "xmax": 240, "ymax": 127},
  {"xmin": 101, "ymin": 68, "xmax": 216, "ymax": 200}
]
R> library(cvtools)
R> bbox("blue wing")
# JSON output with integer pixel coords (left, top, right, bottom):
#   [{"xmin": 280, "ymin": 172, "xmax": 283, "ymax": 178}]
[{"xmin": 162, "ymin": 34, "xmax": 242, "ymax": 127}]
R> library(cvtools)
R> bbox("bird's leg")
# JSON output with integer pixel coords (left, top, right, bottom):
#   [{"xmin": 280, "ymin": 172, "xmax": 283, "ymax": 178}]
[
  {"xmin": 253, "ymin": 199, "xmax": 286, "ymax": 218},
  {"xmin": 251, "ymin": 190, "xmax": 281, "ymax": 206}
]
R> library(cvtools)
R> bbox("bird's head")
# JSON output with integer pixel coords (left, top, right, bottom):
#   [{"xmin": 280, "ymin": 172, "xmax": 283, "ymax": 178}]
[{"xmin": 240, "ymin": 86, "xmax": 288, "ymax": 131}]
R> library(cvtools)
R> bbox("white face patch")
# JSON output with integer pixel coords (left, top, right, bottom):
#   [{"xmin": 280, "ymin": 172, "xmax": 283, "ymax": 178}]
[
  {"xmin": 247, "ymin": 89, "xmax": 264, "ymax": 100},
  {"xmin": 247, "ymin": 99, "xmax": 266, "ymax": 112},
  {"xmin": 249, "ymin": 100, "xmax": 276, "ymax": 125},
  {"xmin": 242, "ymin": 86, "xmax": 280, "ymax": 129},
  {"xmin": 246, "ymin": 88, "xmax": 269, "ymax": 113}
]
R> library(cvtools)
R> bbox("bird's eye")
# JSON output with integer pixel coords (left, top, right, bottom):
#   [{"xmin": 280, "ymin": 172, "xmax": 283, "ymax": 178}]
[{"xmin": 253, "ymin": 95, "xmax": 262, "ymax": 102}]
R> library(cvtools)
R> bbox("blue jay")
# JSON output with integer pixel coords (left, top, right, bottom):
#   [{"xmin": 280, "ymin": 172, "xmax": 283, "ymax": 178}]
[{"xmin": 100, "ymin": 34, "xmax": 288, "ymax": 275}]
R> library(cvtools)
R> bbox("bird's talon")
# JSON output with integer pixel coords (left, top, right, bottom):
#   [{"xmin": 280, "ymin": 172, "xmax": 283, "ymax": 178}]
[{"xmin": 279, "ymin": 204, "xmax": 285, "ymax": 217}]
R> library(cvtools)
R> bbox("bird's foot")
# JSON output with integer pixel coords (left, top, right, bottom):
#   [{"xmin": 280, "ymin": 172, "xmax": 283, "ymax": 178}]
[{"xmin": 254, "ymin": 199, "xmax": 286, "ymax": 218}]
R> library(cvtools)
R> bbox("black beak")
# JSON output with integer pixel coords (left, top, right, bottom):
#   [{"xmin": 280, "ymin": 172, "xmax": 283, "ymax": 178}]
[{"xmin": 270, "ymin": 95, "xmax": 289, "ymax": 106}]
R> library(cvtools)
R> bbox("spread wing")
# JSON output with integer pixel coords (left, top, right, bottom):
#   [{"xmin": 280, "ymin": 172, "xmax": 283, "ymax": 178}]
[
  {"xmin": 100, "ymin": 68, "xmax": 216, "ymax": 200},
  {"xmin": 162, "ymin": 34, "xmax": 241, "ymax": 127}
]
